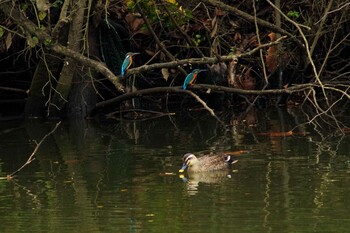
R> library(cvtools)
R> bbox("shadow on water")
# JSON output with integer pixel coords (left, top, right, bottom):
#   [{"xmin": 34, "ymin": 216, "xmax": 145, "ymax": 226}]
[{"xmin": 1, "ymin": 108, "xmax": 350, "ymax": 232}]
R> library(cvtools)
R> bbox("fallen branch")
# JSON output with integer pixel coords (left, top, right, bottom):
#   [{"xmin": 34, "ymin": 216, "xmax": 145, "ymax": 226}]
[
  {"xmin": 2, "ymin": 121, "xmax": 61, "ymax": 180},
  {"xmin": 94, "ymin": 86, "xmax": 224, "ymax": 124}
]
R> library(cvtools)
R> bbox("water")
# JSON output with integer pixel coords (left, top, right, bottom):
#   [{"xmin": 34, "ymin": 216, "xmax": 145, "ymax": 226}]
[{"xmin": 1, "ymin": 109, "xmax": 350, "ymax": 232}]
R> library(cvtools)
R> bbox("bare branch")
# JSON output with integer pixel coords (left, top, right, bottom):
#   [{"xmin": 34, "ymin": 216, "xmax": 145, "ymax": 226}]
[
  {"xmin": 127, "ymin": 36, "xmax": 287, "ymax": 75},
  {"xmin": 0, "ymin": 2, "xmax": 125, "ymax": 92},
  {"xmin": 4, "ymin": 121, "xmax": 61, "ymax": 179},
  {"xmin": 201, "ymin": 0, "xmax": 305, "ymax": 50}
]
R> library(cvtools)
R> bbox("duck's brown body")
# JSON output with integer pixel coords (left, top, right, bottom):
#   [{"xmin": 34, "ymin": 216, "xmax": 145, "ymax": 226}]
[{"xmin": 179, "ymin": 153, "xmax": 238, "ymax": 173}]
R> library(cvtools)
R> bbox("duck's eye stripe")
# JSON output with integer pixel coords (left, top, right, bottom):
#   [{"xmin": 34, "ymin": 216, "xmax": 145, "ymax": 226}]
[{"xmin": 185, "ymin": 155, "xmax": 194, "ymax": 163}]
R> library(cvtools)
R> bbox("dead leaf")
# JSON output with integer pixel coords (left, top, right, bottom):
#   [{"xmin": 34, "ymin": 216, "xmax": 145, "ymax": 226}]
[
  {"xmin": 224, "ymin": 150, "xmax": 252, "ymax": 156},
  {"xmin": 161, "ymin": 68, "xmax": 170, "ymax": 81},
  {"xmin": 233, "ymin": 32, "xmax": 242, "ymax": 43},
  {"xmin": 215, "ymin": 8, "xmax": 226, "ymax": 16},
  {"xmin": 36, "ymin": 0, "xmax": 50, "ymax": 12},
  {"xmin": 125, "ymin": 13, "xmax": 144, "ymax": 33},
  {"xmin": 5, "ymin": 32, "xmax": 12, "ymax": 50},
  {"xmin": 210, "ymin": 16, "xmax": 218, "ymax": 38},
  {"xmin": 266, "ymin": 32, "xmax": 279, "ymax": 73},
  {"xmin": 257, "ymin": 130, "xmax": 293, "ymax": 137},
  {"xmin": 145, "ymin": 49, "xmax": 155, "ymax": 56}
]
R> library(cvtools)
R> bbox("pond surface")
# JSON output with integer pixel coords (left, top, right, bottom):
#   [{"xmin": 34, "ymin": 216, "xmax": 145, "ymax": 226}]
[{"xmin": 1, "ymin": 108, "xmax": 350, "ymax": 232}]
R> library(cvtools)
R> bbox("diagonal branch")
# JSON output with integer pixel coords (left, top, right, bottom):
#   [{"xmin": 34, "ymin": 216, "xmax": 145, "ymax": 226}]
[
  {"xmin": 135, "ymin": 2, "xmax": 187, "ymax": 76},
  {"xmin": 4, "ymin": 121, "xmax": 61, "ymax": 179},
  {"xmin": 201, "ymin": 0, "xmax": 305, "ymax": 51}
]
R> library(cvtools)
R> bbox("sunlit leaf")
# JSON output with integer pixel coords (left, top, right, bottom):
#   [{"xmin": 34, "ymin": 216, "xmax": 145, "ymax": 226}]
[
  {"xmin": 257, "ymin": 130, "xmax": 293, "ymax": 137},
  {"xmin": 38, "ymin": 11, "xmax": 47, "ymax": 21},
  {"xmin": 27, "ymin": 36, "xmax": 39, "ymax": 48},
  {"xmin": 36, "ymin": 0, "xmax": 50, "ymax": 12},
  {"xmin": 5, "ymin": 33, "xmax": 12, "ymax": 50},
  {"xmin": 161, "ymin": 68, "xmax": 170, "ymax": 81},
  {"xmin": 0, "ymin": 27, "xmax": 4, "ymax": 38}
]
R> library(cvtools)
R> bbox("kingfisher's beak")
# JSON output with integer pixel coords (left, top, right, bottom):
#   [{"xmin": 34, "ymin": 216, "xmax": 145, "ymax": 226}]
[{"xmin": 179, "ymin": 164, "xmax": 187, "ymax": 173}]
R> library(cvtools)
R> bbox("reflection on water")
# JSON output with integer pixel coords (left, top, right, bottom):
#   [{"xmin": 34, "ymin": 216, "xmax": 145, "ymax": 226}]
[
  {"xmin": 1, "ymin": 109, "xmax": 350, "ymax": 232},
  {"xmin": 180, "ymin": 171, "xmax": 233, "ymax": 196}
]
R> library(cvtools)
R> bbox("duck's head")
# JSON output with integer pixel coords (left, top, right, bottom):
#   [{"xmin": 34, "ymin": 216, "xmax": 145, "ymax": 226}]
[{"xmin": 179, "ymin": 153, "xmax": 199, "ymax": 172}]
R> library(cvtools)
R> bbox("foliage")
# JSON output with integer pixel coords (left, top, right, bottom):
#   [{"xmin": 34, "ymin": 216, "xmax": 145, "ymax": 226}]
[
  {"xmin": 126, "ymin": 0, "xmax": 192, "ymax": 29},
  {"xmin": 1, "ymin": 0, "xmax": 350, "ymax": 122},
  {"xmin": 287, "ymin": 10, "xmax": 300, "ymax": 19}
]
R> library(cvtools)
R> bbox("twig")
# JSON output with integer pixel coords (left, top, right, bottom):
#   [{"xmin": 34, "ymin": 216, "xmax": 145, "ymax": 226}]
[
  {"xmin": 94, "ymin": 86, "xmax": 224, "ymax": 124},
  {"xmin": 4, "ymin": 121, "xmax": 61, "ymax": 180},
  {"xmin": 135, "ymin": 2, "xmax": 187, "ymax": 76},
  {"xmin": 202, "ymin": 0, "xmax": 305, "ymax": 50},
  {"xmin": 309, "ymin": 0, "xmax": 334, "ymax": 57},
  {"xmin": 0, "ymin": 86, "xmax": 28, "ymax": 94},
  {"xmin": 161, "ymin": 2, "xmax": 206, "ymax": 59},
  {"xmin": 127, "ymin": 36, "xmax": 287, "ymax": 75},
  {"xmin": 0, "ymin": 2, "xmax": 125, "ymax": 92}
]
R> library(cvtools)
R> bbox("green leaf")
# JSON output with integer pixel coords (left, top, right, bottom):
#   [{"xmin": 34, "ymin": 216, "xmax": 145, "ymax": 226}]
[
  {"xmin": 21, "ymin": 3, "xmax": 28, "ymax": 12},
  {"xmin": 27, "ymin": 36, "xmax": 39, "ymax": 48},
  {"xmin": 43, "ymin": 39, "xmax": 52, "ymax": 46},
  {"xmin": 287, "ymin": 10, "xmax": 300, "ymax": 19},
  {"xmin": 39, "ymin": 11, "xmax": 47, "ymax": 21}
]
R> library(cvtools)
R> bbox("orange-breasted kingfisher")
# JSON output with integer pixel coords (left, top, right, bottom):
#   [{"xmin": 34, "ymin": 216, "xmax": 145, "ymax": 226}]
[
  {"xmin": 183, "ymin": 69, "xmax": 206, "ymax": 90},
  {"xmin": 121, "ymin": 52, "xmax": 139, "ymax": 77}
]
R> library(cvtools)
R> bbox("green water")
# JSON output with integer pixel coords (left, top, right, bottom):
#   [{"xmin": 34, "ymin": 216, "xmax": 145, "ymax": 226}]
[{"xmin": 1, "ymin": 109, "xmax": 350, "ymax": 232}]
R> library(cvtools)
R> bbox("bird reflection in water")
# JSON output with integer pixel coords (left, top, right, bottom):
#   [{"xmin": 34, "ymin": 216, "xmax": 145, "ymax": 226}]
[{"xmin": 179, "ymin": 170, "xmax": 234, "ymax": 195}]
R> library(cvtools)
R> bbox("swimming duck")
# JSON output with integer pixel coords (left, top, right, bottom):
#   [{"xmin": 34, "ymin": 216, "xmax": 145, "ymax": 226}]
[{"xmin": 179, "ymin": 153, "xmax": 238, "ymax": 173}]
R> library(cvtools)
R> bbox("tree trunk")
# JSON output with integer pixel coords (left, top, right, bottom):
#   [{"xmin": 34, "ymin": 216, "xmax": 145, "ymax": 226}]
[{"xmin": 49, "ymin": 0, "xmax": 87, "ymax": 118}]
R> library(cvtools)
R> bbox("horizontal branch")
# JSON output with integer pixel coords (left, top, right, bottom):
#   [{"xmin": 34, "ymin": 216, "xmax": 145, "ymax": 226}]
[
  {"xmin": 95, "ymin": 82, "xmax": 313, "ymax": 110},
  {"xmin": 0, "ymin": 86, "xmax": 27, "ymax": 94},
  {"xmin": 95, "ymin": 86, "xmax": 223, "ymax": 123},
  {"xmin": 127, "ymin": 36, "xmax": 287, "ymax": 75}
]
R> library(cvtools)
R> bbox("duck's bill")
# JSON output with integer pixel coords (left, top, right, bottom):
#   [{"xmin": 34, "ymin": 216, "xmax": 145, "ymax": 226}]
[{"xmin": 179, "ymin": 164, "xmax": 187, "ymax": 172}]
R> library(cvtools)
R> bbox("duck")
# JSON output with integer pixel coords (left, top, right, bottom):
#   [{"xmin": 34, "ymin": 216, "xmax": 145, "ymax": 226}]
[{"xmin": 179, "ymin": 153, "xmax": 238, "ymax": 173}]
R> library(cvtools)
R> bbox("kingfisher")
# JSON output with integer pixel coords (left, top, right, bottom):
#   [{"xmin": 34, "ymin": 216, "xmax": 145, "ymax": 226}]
[
  {"xmin": 183, "ymin": 69, "xmax": 206, "ymax": 90},
  {"xmin": 121, "ymin": 52, "xmax": 140, "ymax": 77}
]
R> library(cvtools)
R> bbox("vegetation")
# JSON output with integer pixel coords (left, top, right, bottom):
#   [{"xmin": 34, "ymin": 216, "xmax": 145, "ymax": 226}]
[{"xmin": 1, "ymin": 0, "xmax": 350, "ymax": 128}]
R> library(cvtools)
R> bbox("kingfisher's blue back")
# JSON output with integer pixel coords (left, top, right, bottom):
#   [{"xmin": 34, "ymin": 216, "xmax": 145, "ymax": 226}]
[
  {"xmin": 183, "ymin": 69, "xmax": 205, "ymax": 90},
  {"xmin": 121, "ymin": 54, "xmax": 132, "ymax": 77}
]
